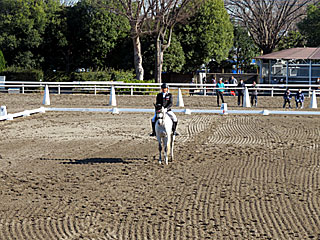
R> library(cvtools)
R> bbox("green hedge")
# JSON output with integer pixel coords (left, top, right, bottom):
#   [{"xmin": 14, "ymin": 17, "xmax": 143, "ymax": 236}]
[
  {"xmin": 0, "ymin": 67, "xmax": 43, "ymax": 82},
  {"xmin": 118, "ymin": 79, "xmax": 157, "ymax": 95},
  {"xmin": 44, "ymin": 70, "xmax": 71, "ymax": 82},
  {"xmin": 71, "ymin": 69, "xmax": 136, "ymax": 82}
]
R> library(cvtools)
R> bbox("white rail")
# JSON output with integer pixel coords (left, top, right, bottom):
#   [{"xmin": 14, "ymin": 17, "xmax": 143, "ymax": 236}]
[
  {"xmin": 0, "ymin": 81, "xmax": 319, "ymax": 96},
  {"xmin": 44, "ymin": 107, "xmax": 320, "ymax": 116},
  {"xmin": 2, "ymin": 107, "xmax": 320, "ymax": 122},
  {"xmin": 0, "ymin": 107, "xmax": 45, "ymax": 121}
]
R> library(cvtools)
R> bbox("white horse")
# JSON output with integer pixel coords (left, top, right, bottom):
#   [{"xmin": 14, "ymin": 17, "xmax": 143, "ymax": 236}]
[{"xmin": 155, "ymin": 105, "xmax": 175, "ymax": 165}]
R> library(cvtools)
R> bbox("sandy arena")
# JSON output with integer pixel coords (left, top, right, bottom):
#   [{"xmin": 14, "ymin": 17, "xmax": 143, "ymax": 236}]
[{"xmin": 0, "ymin": 93, "xmax": 320, "ymax": 239}]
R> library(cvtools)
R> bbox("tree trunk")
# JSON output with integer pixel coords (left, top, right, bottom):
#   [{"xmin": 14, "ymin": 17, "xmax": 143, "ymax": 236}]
[
  {"xmin": 133, "ymin": 36, "xmax": 144, "ymax": 80},
  {"xmin": 155, "ymin": 37, "xmax": 164, "ymax": 83},
  {"xmin": 155, "ymin": 28, "xmax": 173, "ymax": 83}
]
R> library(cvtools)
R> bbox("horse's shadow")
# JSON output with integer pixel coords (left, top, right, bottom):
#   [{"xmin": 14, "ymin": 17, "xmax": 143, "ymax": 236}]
[{"xmin": 61, "ymin": 158, "xmax": 129, "ymax": 165}]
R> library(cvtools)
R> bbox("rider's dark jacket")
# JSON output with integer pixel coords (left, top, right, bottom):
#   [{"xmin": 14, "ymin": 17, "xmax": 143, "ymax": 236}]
[{"xmin": 156, "ymin": 92, "xmax": 173, "ymax": 111}]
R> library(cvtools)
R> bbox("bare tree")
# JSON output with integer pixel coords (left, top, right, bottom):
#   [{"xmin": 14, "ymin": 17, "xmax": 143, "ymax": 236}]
[
  {"xmin": 103, "ymin": 0, "xmax": 199, "ymax": 82},
  {"xmin": 226, "ymin": 0, "xmax": 313, "ymax": 54},
  {"xmin": 148, "ymin": 0, "xmax": 198, "ymax": 83},
  {"xmin": 104, "ymin": 0, "xmax": 156, "ymax": 80}
]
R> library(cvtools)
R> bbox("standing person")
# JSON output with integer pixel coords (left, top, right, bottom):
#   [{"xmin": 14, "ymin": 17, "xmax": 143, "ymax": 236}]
[
  {"xmin": 316, "ymin": 78, "xmax": 320, "ymax": 90},
  {"xmin": 283, "ymin": 88, "xmax": 292, "ymax": 109},
  {"xmin": 229, "ymin": 76, "xmax": 237, "ymax": 96},
  {"xmin": 189, "ymin": 78, "xmax": 195, "ymax": 96},
  {"xmin": 212, "ymin": 76, "xmax": 216, "ymax": 85},
  {"xmin": 211, "ymin": 76, "xmax": 216, "ymax": 95},
  {"xmin": 224, "ymin": 78, "xmax": 229, "ymax": 95},
  {"xmin": 295, "ymin": 89, "xmax": 305, "ymax": 109},
  {"xmin": 230, "ymin": 75, "xmax": 238, "ymax": 85},
  {"xmin": 250, "ymin": 81, "xmax": 258, "ymax": 107},
  {"xmin": 150, "ymin": 83, "xmax": 179, "ymax": 136},
  {"xmin": 216, "ymin": 78, "xmax": 225, "ymax": 107},
  {"xmin": 237, "ymin": 79, "xmax": 245, "ymax": 106}
]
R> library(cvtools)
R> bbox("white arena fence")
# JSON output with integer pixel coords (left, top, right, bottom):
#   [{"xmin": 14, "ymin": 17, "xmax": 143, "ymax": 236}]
[
  {"xmin": 2, "ymin": 107, "xmax": 320, "ymax": 122},
  {"xmin": 0, "ymin": 81, "xmax": 319, "ymax": 96}
]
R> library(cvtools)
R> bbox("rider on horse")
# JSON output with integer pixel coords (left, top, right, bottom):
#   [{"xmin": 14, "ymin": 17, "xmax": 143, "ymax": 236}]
[{"xmin": 150, "ymin": 83, "xmax": 179, "ymax": 136}]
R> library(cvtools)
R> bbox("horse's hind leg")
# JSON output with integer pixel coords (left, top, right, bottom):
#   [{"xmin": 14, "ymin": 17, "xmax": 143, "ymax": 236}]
[{"xmin": 164, "ymin": 146, "xmax": 168, "ymax": 165}]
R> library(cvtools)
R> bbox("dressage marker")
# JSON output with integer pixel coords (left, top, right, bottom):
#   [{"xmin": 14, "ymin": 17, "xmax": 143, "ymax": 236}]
[{"xmin": 42, "ymin": 85, "xmax": 50, "ymax": 105}]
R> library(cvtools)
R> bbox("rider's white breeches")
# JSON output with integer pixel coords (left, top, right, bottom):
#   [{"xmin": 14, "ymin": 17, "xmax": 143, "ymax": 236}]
[{"xmin": 152, "ymin": 110, "xmax": 177, "ymax": 122}]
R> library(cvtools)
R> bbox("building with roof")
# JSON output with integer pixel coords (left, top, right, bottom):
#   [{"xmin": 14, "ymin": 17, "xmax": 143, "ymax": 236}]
[{"xmin": 255, "ymin": 48, "xmax": 320, "ymax": 84}]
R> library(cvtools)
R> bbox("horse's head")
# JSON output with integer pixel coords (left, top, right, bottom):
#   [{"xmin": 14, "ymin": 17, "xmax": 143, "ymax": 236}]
[{"xmin": 155, "ymin": 104, "xmax": 167, "ymax": 126}]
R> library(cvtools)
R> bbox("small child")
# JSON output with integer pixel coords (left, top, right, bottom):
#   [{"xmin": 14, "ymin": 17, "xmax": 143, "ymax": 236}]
[
  {"xmin": 295, "ymin": 89, "xmax": 305, "ymax": 109},
  {"xmin": 283, "ymin": 89, "xmax": 292, "ymax": 109}
]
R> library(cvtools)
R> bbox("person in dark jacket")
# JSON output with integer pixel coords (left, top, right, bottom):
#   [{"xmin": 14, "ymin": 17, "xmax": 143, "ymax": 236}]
[
  {"xmin": 250, "ymin": 81, "xmax": 258, "ymax": 107},
  {"xmin": 150, "ymin": 83, "xmax": 179, "ymax": 136},
  {"xmin": 295, "ymin": 89, "xmax": 305, "ymax": 109},
  {"xmin": 283, "ymin": 88, "xmax": 292, "ymax": 109},
  {"xmin": 237, "ymin": 79, "xmax": 245, "ymax": 106}
]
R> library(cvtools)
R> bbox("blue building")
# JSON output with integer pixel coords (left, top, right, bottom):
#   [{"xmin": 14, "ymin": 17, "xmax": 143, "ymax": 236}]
[{"xmin": 255, "ymin": 48, "xmax": 320, "ymax": 84}]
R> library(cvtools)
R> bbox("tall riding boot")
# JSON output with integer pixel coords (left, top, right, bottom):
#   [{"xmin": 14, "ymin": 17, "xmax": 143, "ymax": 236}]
[
  {"xmin": 150, "ymin": 121, "xmax": 156, "ymax": 136},
  {"xmin": 172, "ymin": 121, "xmax": 179, "ymax": 136}
]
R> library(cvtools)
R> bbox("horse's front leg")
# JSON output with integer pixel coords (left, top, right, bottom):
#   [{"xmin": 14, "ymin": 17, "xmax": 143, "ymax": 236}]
[
  {"xmin": 158, "ymin": 139, "xmax": 162, "ymax": 164},
  {"xmin": 170, "ymin": 134, "xmax": 175, "ymax": 161},
  {"xmin": 164, "ymin": 138, "xmax": 169, "ymax": 165}
]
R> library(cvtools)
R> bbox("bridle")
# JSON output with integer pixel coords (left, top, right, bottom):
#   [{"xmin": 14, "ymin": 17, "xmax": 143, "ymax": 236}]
[
  {"xmin": 156, "ymin": 107, "xmax": 167, "ymax": 126},
  {"xmin": 156, "ymin": 109, "xmax": 163, "ymax": 119}
]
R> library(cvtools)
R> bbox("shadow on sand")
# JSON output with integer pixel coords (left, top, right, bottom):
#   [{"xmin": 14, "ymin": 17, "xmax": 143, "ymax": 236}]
[{"xmin": 61, "ymin": 158, "xmax": 128, "ymax": 164}]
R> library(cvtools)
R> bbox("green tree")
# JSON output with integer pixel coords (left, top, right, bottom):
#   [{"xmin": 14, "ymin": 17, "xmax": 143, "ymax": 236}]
[
  {"xmin": 67, "ymin": 0, "xmax": 130, "ymax": 71},
  {"xmin": 0, "ymin": 0, "xmax": 50, "ymax": 68},
  {"xmin": 276, "ymin": 31, "xmax": 306, "ymax": 51},
  {"xmin": 231, "ymin": 25, "xmax": 259, "ymax": 72},
  {"xmin": 142, "ymin": 34, "xmax": 186, "ymax": 80},
  {"xmin": 163, "ymin": 35, "xmax": 186, "ymax": 74},
  {"xmin": 298, "ymin": 4, "xmax": 320, "ymax": 47},
  {"xmin": 176, "ymin": 0, "xmax": 233, "ymax": 73},
  {"xmin": 0, "ymin": 50, "xmax": 6, "ymax": 72},
  {"xmin": 41, "ymin": 2, "xmax": 70, "ymax": 71}
]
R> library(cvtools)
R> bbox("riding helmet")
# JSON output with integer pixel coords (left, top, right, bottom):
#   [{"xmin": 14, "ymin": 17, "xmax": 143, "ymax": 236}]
[{"xmin": 161, "ymin": 83, "xmax": 168, "ymax": 89}]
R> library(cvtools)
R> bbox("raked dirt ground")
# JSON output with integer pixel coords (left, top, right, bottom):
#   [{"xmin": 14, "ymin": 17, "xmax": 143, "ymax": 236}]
[{"xmin": 0, "ymin": 93, "xmax": 320, "ymax": 240}]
